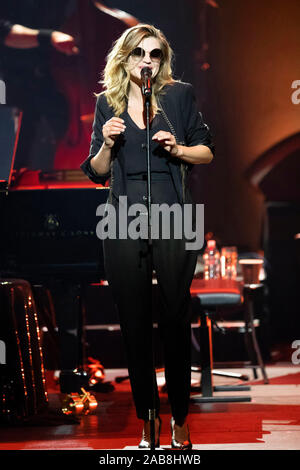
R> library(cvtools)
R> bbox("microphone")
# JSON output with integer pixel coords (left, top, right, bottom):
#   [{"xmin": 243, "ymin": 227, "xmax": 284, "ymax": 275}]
[{"xmin": 141, "ymin": 67, "xmax": 152, "ymax": 97}]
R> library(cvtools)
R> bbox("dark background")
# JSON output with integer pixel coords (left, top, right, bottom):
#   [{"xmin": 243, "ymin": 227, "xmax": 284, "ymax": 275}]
[{"xmin": 1, "ymin": 0, "xmax": 300, "ymax": 343}]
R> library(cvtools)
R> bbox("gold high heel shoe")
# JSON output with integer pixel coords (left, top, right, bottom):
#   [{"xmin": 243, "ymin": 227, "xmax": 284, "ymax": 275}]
[
  {"xmin": 170, "ymin": 417, "xmax": 192, "ymax": 450},
  {"xmin": 138, "ymin": 416, "xmax": 162, "ymax": 449}
]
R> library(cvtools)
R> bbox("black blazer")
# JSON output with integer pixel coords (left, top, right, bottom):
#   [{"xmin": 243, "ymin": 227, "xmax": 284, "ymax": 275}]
[{"xmin": 80, "ymin": 81, "xmax": 215, "ymax": 204}]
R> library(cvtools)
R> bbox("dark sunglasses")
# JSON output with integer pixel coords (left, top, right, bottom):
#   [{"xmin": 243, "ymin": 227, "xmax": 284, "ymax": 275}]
[{"xmin": 130, "ymin": 47, "xmax": 163, "ymax": 62}]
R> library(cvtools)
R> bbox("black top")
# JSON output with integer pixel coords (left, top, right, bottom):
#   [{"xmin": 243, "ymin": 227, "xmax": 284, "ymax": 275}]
[
  {"xmin": 81, "ymin": 81, "xmax": 215, "ymax": 204},
  {"xmin": 121, "ymin": 110, "xmax": 172, "ymax": 175}
]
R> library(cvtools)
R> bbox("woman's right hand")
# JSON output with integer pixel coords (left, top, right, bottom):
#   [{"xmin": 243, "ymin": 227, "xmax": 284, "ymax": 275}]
[{"xmin": 102, "ymin": 117, "xmax": 126, "ymax": 148}]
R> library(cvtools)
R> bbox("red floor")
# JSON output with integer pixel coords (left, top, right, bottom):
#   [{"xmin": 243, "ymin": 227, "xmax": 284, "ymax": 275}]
[{"xmin": 0, "ymin": 366, "xmax": 300, "ymax": 450}]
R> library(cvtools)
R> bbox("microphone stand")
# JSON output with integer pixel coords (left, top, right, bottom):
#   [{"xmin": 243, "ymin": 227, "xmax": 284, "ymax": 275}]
[{"xmin": 143, "ymin": 82, "xmax": 157, "ymax": 451}]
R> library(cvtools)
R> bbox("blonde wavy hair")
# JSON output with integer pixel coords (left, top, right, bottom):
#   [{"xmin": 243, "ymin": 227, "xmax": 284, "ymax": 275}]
[{"xmin": 98, "ymin": 24, "xmax": 175, "ymax": 116}]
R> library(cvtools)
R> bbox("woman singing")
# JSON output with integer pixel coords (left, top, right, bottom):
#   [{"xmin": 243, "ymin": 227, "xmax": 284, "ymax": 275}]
[{"xmin": 81, "ymin": 24, "xmax": 214, "ymax": 449}]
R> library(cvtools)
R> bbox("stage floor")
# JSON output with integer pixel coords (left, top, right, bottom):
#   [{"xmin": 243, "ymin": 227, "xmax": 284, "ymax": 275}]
[{"xmin": 1, "ymin": 364, "xmax": 300, "ymax": 450}]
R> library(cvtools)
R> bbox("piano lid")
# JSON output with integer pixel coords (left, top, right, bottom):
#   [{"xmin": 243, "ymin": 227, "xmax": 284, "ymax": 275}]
[
  {"xmin": 9, "ymin": 169, "xmax": 108, "ymax": 191},
  {"xmin": 0, "ymin": 105, "xmax": 22, "ymax": 189},
  {"xmin": 0, "ymin": 105, "xmax": 107, "ymax": 191}
]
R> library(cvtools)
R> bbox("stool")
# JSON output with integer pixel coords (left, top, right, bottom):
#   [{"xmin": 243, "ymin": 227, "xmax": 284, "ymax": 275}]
[
  {"xmin": 0, "ymin": 279, "xmax": 48, "ymax": 422},
  {"xmin": 208, "ymin": 284, "xmax": 269, "ymax": 383},
  {"xmin": 190, "ymin": 279, "xmax": 253, "ymax": 403}
]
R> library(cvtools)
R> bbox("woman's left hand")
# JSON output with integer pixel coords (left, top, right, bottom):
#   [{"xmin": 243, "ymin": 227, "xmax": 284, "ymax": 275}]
[{"xmin": 152, "ymin": 131, "xmax": 182, "ymax": 157}]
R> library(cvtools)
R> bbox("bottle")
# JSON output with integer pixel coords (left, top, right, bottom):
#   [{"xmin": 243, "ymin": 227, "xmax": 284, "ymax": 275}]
[{"xmin": 203, "ymin": 239, "xmax": 221, "ymax": 279}]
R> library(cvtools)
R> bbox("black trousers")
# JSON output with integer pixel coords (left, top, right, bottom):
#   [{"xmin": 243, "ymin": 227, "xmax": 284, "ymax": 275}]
[{"xmin": 103, "ymin": 177, "xmax": 198, "ymax": 424}]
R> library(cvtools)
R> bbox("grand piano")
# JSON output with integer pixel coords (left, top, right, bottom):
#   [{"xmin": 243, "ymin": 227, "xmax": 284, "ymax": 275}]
[
  {"xmin": 0, "ymin": 106, "xmax": 108, "ymax": 282},
  {"xmin": 1, "ymin": 169, "xmax": 108, "ymax": 282}
]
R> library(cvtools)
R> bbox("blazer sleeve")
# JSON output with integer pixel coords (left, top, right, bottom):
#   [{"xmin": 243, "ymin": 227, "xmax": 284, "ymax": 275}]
[
  {"xmin": 80, "ymin": 94, "xmax": 111, "ymax": 185},
  {"xmin": 182, "ymin": 83, "xmax": 215, "ymax": 156}
]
